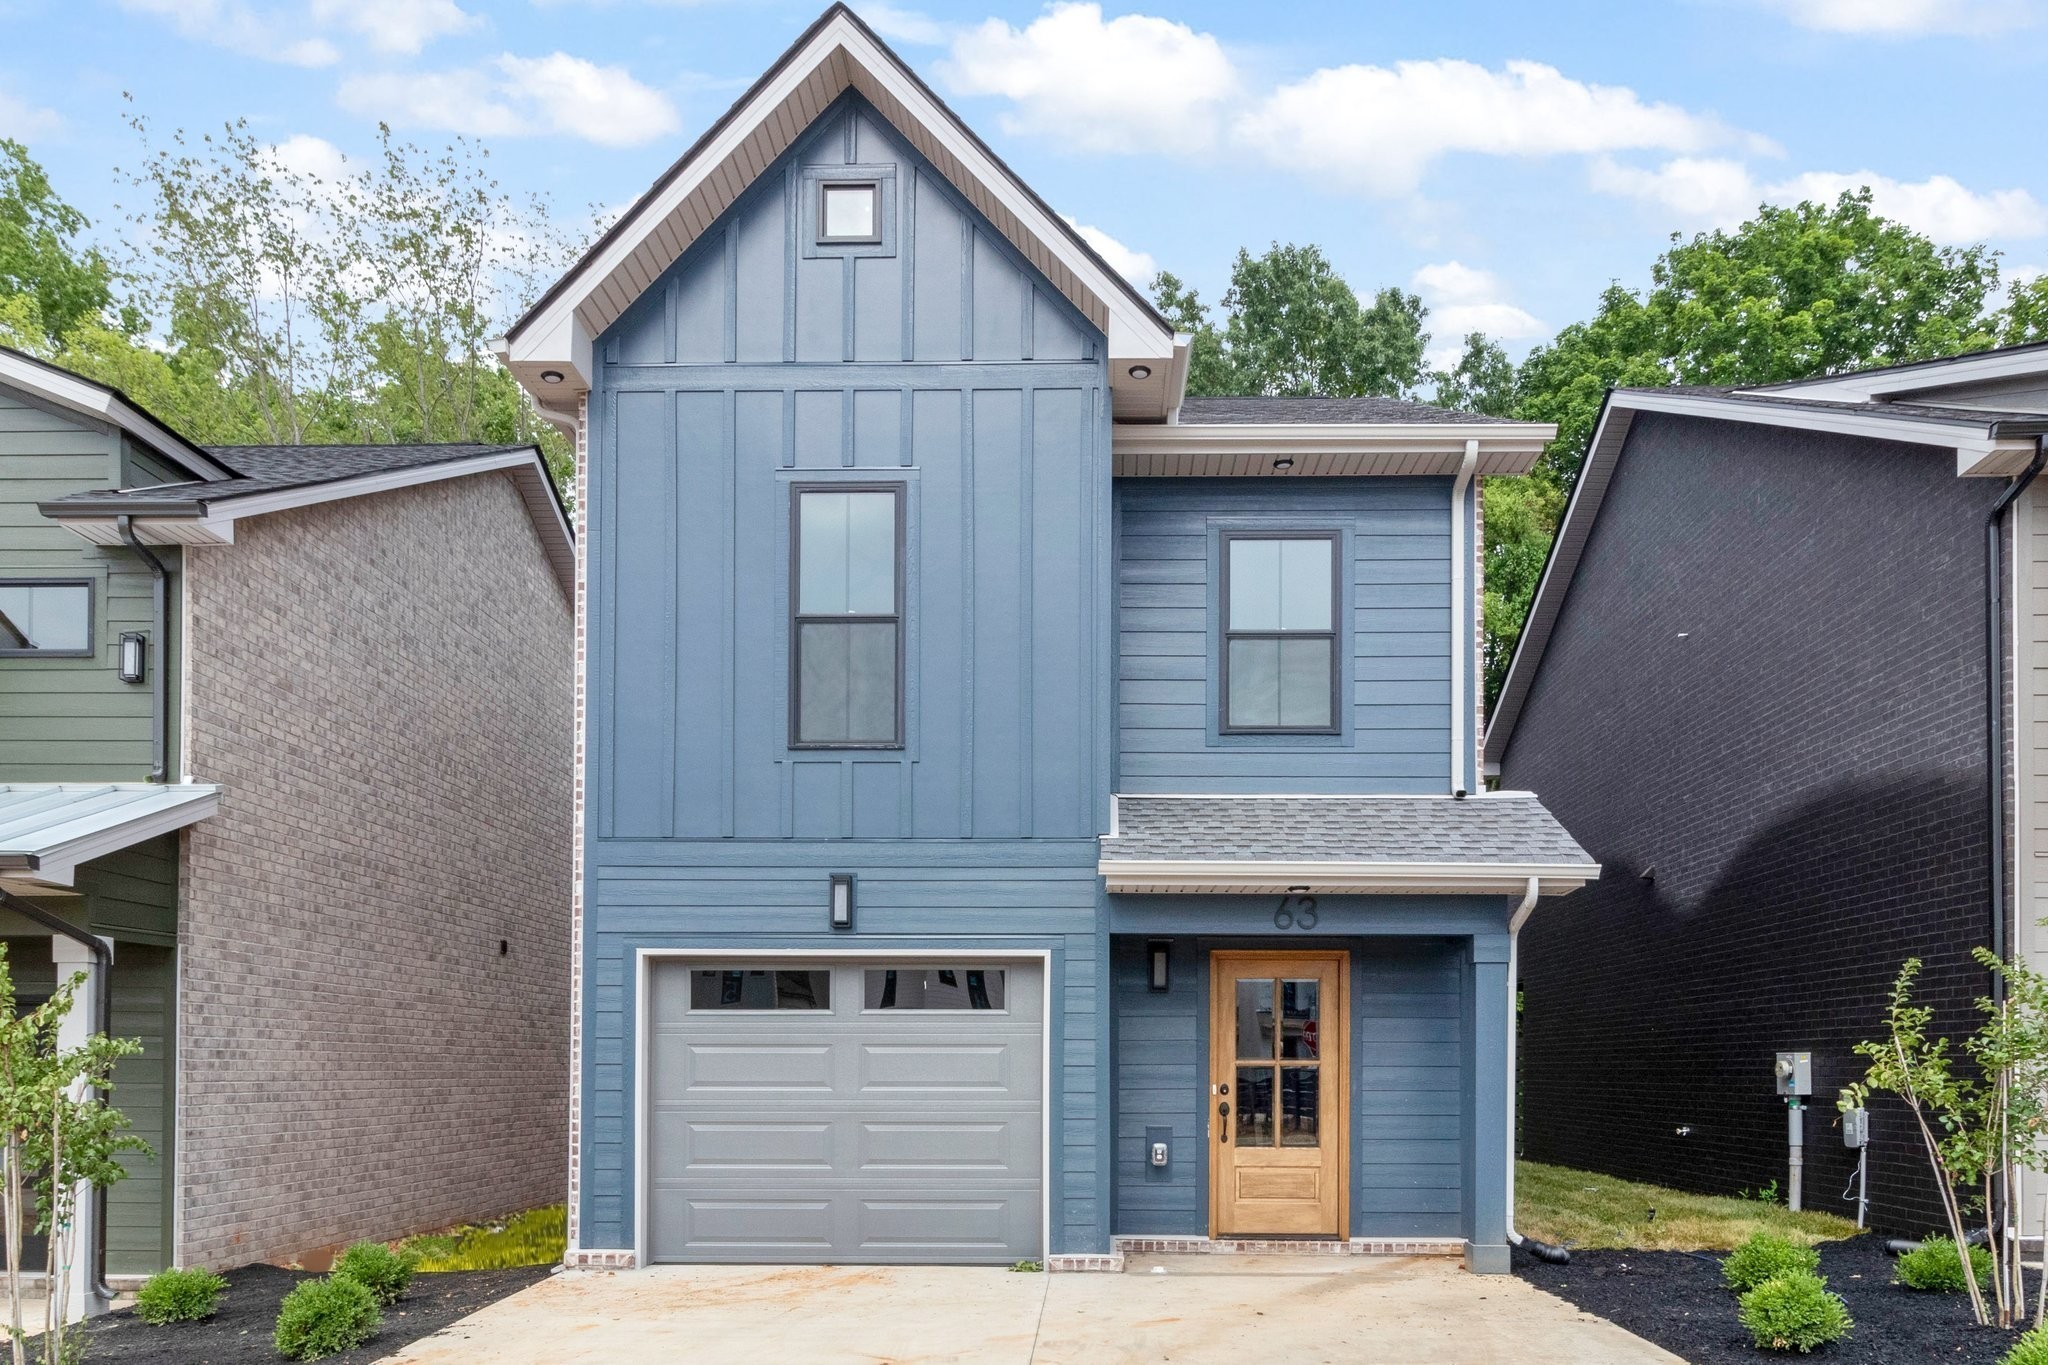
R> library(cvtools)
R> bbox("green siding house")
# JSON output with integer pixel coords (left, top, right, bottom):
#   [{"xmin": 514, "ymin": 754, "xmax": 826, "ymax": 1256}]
[{"xmin": 0, "ymin": 346, "xmax": 576, "ymax": 1314}]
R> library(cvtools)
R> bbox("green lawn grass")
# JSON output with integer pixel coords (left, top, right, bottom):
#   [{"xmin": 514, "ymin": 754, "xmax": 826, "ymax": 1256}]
[
  {"xmin": 400, "ymin": 1205, "xmax": 567, "ymax": 1271},
  {"xmin": 1516, "ymin": 1160, "xmax": 1862, "ymax": 1251}
]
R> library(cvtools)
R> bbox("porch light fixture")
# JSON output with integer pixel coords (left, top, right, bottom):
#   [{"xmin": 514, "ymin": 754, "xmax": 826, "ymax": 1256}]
[
  {"xmin": 539, "ymin": 369, "xmax": 565, "ymax": 384},
  {"xmin": 1147, "ymin": 940, "xmax": 1171, "ymax": 992},
  {"xmin": 1127, "ymin": 364, "xmax": 1152, "ymax": 380},
  {"xmin": 830, "ymin": 873, "xmax": 855, "ymax": 931},
  {"xmin": 1272, "ymin": 457, "xmax": 1295, "ymax": 471},
  {"xmin": 117, "ymin": 631, "xmax": 147, "ymax": 685}
]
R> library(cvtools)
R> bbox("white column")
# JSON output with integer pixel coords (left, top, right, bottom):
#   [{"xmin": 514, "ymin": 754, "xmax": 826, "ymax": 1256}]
[{"xmin": 48, "ymin": 936, "xmax": 111, "ymax": 1322}]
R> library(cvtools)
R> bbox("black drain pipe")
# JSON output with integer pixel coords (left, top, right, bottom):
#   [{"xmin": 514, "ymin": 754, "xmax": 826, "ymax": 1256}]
[
  {"xmin": 114, "ymin": 516, "xmax": 168, "ymax": 784},
  {"xmin": 0, "ymin": 886, "xmax": 115, "ymax": 1307},
  {"xmin": 1987, "ymin": 437, "xmax": 2047, "ymax": 1005}
]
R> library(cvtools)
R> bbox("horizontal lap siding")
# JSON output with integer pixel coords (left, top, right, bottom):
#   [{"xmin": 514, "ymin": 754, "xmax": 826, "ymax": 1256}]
[
  {"xmin": 1114, "ymin": 478, "xmax": 1452, "ymax": 794},
  {"xmin": 1108, "ymin": 936, "xmax": 1467, "ymax": 1239},
  {"xmin": 0, "ymin": 390, "xmax": 177, "ymax": 782}
]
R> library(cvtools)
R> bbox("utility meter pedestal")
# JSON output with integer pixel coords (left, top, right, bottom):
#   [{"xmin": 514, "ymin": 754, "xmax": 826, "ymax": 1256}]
[{"xmin": 1776, "ymin": 1051, "xmax": 1812, "ymax": 1211}]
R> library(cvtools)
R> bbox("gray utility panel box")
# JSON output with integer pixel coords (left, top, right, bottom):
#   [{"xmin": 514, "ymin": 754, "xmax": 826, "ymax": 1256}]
[
  {"xmin": 1841, "ymin": 1107, "xmax": 1868, "ymax": 1148},
  {"xmin": 1775, "ymin": 1051, "xmax": 1812, "ymax": 1097}
]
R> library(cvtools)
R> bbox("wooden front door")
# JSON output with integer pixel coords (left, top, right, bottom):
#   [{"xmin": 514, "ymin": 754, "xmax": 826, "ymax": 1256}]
[{"xmin": 1209, "ymin": 951, "xmax": 1348, "ymax": 1237}]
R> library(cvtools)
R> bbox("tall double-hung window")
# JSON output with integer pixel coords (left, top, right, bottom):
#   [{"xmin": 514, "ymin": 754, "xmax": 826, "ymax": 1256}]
[
  {"xmin": 791, "ymin": 486, "xmax": 903, "ymax": 747},
  {"xmin": 1221, "ymin": 533, "xmax": 1339, "ymax": 733}
]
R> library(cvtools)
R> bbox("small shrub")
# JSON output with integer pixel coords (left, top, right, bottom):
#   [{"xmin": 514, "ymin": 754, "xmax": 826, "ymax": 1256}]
[
  {"xmin": 273, "ymin": 1275, "xmax": 381, "ymax": 1362},
  {"xmin": 1896, "ymin": 1237, "xmax": 1993, "ymax": 1292},
  {"xmin": 1738, "ymin": 1179, "xmax": 1782, "ymax": 1206},
  {"xmin": 134, "ymin": 1265, "xmax": 226, "ymax": 1325},
  {"xmin": 1721, "ymin": 1233, "xmax": 1821, "ymax": 1292},
  {"xmin": 2004, "ymin": 1324, "xmax": 2048, "ymax": 1365},
  {"xmin": 331, "ymin": 1240, "xmax": 417, "ymax": 1305},
  {"xmin": 406, "ymin": 1205, "xmax": 566, "ymax": 1271},
  {"xmin": 1739, "ymin": 1271, "xmax": 1853, "ymax": 1353}
]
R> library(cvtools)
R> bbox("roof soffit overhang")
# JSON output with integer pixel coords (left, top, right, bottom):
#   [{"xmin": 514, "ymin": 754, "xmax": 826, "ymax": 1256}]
[
  {"xmin": 1483, "ymin": 386, "xmax": 2041, "ymax": 771},
  {"xmin": 500, "ymin": 5, "xmax": 1180, "ymax": 421},
  {"xmin": 1112, "ymin": 421, "xmax": 1557, "ymax": 477},
  {"xmin": 40, "ymin": 451, "xmax": 576, "ymax": 601},
  {"xmin": 1096, "ymin": 859, "xmax": 1599, "ymax": 896},
  {"xmin": 0, "ymin": 348, "xmax": 234, "ymax": 482}
]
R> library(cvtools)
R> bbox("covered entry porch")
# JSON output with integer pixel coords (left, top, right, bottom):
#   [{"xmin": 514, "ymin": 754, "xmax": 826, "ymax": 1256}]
[{"xmin": 1097, "ymin": 793, "xmax": 1598, "ymax": 1273}]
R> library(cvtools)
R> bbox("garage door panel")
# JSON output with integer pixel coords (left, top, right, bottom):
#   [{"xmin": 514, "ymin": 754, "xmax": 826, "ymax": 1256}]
[
  {"xmin": 673, "ymin": 1042, "xmax": 835, "ymax": 1092},
  {"xmin": 646, "ymin": 959, "xmax": 1043, "ymax": 1264},
  {"xmin": 856, "ymin": 1117, "xmax": 1038, "ymax": 1172}
]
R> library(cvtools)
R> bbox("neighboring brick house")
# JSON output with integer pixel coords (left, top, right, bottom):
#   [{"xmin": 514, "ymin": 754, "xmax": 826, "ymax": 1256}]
[
  {"xmin": 1484, "ymin": 345, "xmax": 2048, "ymax": 1235},
  {"xmin": 0, "ymin": 345, "xmax": 572, "ymax": 1306}
]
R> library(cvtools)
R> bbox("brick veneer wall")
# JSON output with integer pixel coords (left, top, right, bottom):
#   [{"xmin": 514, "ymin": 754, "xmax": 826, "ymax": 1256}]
[
  {"xmin": 1499, "ymin": 411, "xmax": 1998, "ymax": 1235},
  {"xmin": 179, "ymin": 471, "xmax": 572, "ymax": 1268}
]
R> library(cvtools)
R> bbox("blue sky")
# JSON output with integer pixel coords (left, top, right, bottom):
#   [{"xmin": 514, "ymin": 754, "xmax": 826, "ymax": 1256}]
[{"xmin": 4, "ymin": 0, "xmax": 2045, "ymax": 365}]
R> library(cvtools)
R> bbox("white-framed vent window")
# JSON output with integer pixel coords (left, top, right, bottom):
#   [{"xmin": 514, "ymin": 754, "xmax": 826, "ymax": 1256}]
[{"xmin": 818, "ymin": 180, "xmax": 881, "ymax": 244}]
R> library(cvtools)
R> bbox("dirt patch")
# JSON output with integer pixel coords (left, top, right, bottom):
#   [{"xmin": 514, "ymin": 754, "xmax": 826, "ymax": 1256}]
[
  {"xmin": 1517, "ymin": 1236, "xmax": 2031, "ymax": 1364},
  {"xmin": 75, "ymin": 1263, "xmax": 551, "ymax": 1364}
]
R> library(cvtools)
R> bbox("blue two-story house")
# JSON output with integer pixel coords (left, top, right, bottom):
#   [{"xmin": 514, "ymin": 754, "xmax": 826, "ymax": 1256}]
[{"xmin": 504, "ymin": 4, "xmax": 1597, "ymax": 1274}]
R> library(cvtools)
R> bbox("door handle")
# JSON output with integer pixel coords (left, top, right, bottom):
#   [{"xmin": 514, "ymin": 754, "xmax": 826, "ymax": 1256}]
[{"xmin": 1217, "ymin": 1101, "xmax": 1230, "ymax": 1118}]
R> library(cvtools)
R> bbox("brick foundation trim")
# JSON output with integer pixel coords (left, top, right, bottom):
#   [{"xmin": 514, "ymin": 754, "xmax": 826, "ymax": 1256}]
[
  {"xmin": 564, "ymin": 1249, "xmax": 638, "ymax": 1270},
  {"xmin": 1045, "ymin": 1253, "xmax": 1125, "ymax": 1273},
  {"xmin": 1111, "ymin": 1235, "xmax": 1464, "ymax": 1258}
]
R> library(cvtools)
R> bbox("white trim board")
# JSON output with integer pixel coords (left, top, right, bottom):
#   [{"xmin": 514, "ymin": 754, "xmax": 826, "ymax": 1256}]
[
  {"xmin": 1096, "ymin": 859, "xmax": 1600, "ymax": 895},
  {"xmin": 627, "ymin": 946, "xmax": 1055, "ymax": 1270},
  {"xmin": 0, "ymin": 348, "xmax": 232, "ymax": 482},
  {"xmin": 48, "ymin": 451, "xmax": 575, "ymax": 600},
  {"xmin": 503, "ymin": 6, "xmax": 1179, "ymax": 421},
  {"xmin": 1754, "ymin": 344, "xmax": 2048, "ymax": 404}
]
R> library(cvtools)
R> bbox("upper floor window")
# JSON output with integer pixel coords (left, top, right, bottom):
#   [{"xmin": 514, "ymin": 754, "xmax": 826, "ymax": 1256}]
[
  {"xmin": 1221, "ymin": 534, "xmax": 1338, "ymax": 734},
  {"xmin": 0, "ymin": 580, "xmax": 92, "ymax": 657},
  {"xmin": 818, "ymin": 181, "xmax": 881, "ymax": 244},
  {"xmin": 792, "ymin": 486, "xmax": 903, "ymax": 748}
]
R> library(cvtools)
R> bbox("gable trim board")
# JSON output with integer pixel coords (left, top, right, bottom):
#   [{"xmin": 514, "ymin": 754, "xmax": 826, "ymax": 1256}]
[
  {"xmin": 1752, "ymin": 340, "xmax": 2048, "ymax": 403},
  {"xmin": 1484, "ymin": 386, "xmax": 2048, "ymax": 773},
  {"xmin": 0, "ymin": 348, "xmax": 232, "ymax": 483},
  {"xmin": 40, "ymin": 449, "xmax": 575, "ymax": 598},
  {"xmin": 500, "ymin": 4, "xmax": 1183, "ymax": 421}
]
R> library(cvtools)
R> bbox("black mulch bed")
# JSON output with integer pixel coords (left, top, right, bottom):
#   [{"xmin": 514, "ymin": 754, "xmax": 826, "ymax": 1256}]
[
  {"xmin": 1516, "ymin": 1236, "xmax": 2034, "ymax": 1363},
  {"xmin": 74, "ymin": 1263, "xmax": 552, "ymax": 1364}
]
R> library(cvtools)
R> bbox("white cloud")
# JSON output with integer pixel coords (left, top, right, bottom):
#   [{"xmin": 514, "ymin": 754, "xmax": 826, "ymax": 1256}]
[
  {"xmin": 116, "ymin": 0, "xmax": 339, "ymax": 67},
  {"xmin": 939, "ymin": 3, "xmax": 1239, "ymax": 156},
  {"xmin": 338, "ymin": 53, "xmax": 681, "ymax": 147},
  {"xmin": 1592, "ymin": 155, "xmax": 2048, "ymax": 242},
  {"xmin": 0, "ymin": 89, "xmax": 61, "ymax": 140},
  {"xmin": 1238, "ymin": 59, "xmax": 1753, "ymax": 196},
  {"xmin": 265, "ymin": 133, "xmax": 351, "ymax": 184},
  {"xmin": 1410, "ymin": 261, "xmax": 1546, "ymax": 366},
  {"xmin": 1759, "ymin": 0, "xmax": 2034, "ymax": 34},
  {"xmin": 310, "ymin": 0, "xmax": 479, "ymax": 55},
  {"xmin": 856, "ymin": 3, "xmax": 951, "ymax": 45},
  {"xmin": 1061, "ymin": 216, "xmax": 1156, "ymax": 284}
]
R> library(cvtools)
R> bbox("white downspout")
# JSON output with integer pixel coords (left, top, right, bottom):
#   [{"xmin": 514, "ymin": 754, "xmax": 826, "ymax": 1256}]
[
  {"xmin": 1448, "ymin": 440, "xmax": 1480, "ymax": 794},
  {"xmin": 1504, "ymin": 875, "xmax": 1567, "ymax": 1261}
]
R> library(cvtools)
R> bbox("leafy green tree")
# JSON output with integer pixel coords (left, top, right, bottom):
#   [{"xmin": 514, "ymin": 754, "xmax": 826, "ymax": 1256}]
[
  {"xmin": 1431, "ymin": 332, "xmax": 1515, "ymax": 416},
  {"xmin": 1148, "ymin": 270, "xmax": 1234, "ymax": 397},
  {"xmin": 1998, "ymin": 275, "xmax": 2048, "ymax": 346},
  {"xmin": 0, "ymin": 141, "xmax": 114, "ymax": 348},
  {"xmin": 1220, "ymin": 243, "xmax": 1428, "ymax": 398}
]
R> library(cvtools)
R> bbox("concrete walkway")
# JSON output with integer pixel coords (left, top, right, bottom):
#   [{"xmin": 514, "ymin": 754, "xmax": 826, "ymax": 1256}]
[{"xmin": 384, "ymin": 1254, "xmax": 1681, "ymax": 1363}]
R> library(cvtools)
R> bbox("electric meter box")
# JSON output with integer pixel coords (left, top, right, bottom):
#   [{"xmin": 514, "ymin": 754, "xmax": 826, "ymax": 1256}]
[
  {"xmin": 1842, "ymin": 1107, "xmax": 1869, "ymax": 1148},
  {"xmin": 1775, "ymin": 1051, "xmax": 1812, "ymax": 1097}
]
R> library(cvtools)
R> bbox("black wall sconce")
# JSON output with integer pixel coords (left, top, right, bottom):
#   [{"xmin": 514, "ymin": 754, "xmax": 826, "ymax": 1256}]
[
  {"xmin": 1147, "ymin": 939, "xmax": 1171, "ymax": 992},
  {"xmin": 117, "ymin": 631, "xmax": 147, "ymax": 685},
  {"xmin": 830, "ymin": 873, "xmax": 855, "ymax": 931}
]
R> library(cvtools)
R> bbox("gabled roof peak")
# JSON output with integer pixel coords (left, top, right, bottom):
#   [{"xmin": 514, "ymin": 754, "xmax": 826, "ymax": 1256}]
[{"xmin": 500, "ymin": 3, "xmax": 1183, "ymax": 421}]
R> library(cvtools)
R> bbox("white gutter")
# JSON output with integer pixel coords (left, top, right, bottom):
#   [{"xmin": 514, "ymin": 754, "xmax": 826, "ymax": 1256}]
[
  {"xmin": 1449, "ymin": 440, "xmax": 1479, "ymax": 794},
  {"xmin": 1503, "ymin": 875, "xmax": 1566, "ymax": 1261}
]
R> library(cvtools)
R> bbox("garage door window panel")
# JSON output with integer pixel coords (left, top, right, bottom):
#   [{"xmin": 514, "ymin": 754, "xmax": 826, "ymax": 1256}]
[
  {"xmin": 864, "ymin": 967, "xmax": 1006, "ymax": 1011},
  {"xmin": 688, "ymin": 969, "xmax": 832, "ymax": 1010}
]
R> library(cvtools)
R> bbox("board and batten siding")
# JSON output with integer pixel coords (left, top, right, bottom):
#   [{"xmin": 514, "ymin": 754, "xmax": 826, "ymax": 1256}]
[
  {"xmin": 2016, "ymin": 479, "xmax": 2048, "ymax": 980},
  {"xmin": 1110, "ymin": 933, "xmax": 1469, "ymax": 1238},
  {"xmin": 1114, "ymin": 477, "xmax": 1454, "ymax": 794},
  {"xmin": 0, "ymin": 386, "xmax": 181, "ymax": 782},
  {"xmin": 580, "ymin": 92, "xmax": 1116, "ymax": 1256}
]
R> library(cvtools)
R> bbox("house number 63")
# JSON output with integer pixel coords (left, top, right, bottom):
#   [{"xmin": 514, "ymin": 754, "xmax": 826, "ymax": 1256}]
[{"xmin": 1273, "ymin": 894, "xmax": 1318, "ymax": 930}]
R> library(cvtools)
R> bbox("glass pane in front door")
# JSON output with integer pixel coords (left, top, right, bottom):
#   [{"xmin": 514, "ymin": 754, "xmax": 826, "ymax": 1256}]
[
  {"xmin": 1235, "ymin": 1066, "xmax": 1275, "ymax": 1146},
  {"xmin": 1280, "ymin": 979, "xmax": 1320, "ymax": 1058},
  {"xmin": 1234, "ymin": 979, "xmax": 1273, "ymax": 1059}
]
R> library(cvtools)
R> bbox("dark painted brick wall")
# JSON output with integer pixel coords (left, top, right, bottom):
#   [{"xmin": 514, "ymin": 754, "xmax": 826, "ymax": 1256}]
[{"xmin": 1499, "ymin": 410, "xmax": 2000, "ymax": 1235}]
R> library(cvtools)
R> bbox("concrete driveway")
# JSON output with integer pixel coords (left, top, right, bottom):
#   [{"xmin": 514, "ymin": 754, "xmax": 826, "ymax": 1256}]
[{"xmin": 384, "ymin": 1254, "xmax": 1680, "ymax": 1363}]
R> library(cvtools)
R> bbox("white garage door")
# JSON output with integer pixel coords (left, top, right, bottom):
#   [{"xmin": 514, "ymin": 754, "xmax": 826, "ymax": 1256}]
[{"xmin": 645, "ymin": 959, "xmax": 1043, "ymax": 1263}]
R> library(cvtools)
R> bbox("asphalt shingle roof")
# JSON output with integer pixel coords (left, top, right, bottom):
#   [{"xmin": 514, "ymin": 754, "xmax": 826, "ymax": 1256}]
[
  {"xmin": 39, "ymin": 443, "xmax": 534, "ymax": 511},
  {"xmin": 1175, "ymin": 396, "xmax": 1515, "ymax": 426},
  {"xmin": 1101, "ymin": 793, "xmax": 1595, "ymax": 866}
]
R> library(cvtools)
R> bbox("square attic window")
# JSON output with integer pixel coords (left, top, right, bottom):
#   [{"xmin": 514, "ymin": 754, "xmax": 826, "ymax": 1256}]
[{"xmin": 819, "ymin": 181, "xmax": 880, "ymax": 243}]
